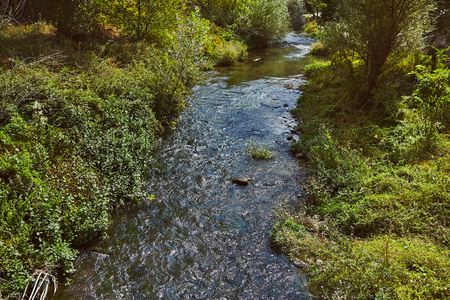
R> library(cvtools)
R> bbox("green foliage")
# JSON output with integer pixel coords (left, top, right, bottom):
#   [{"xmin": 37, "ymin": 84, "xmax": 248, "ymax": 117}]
[
  {"xmin": 303, "ymin": 60, "xmax": 330, "ymax": 77},
  {"xmin": 98, "ymin": 0, "xmax": 185, "ymax": 41},
  {"xmin": 287, "ymin": 0, "xmax": 305, "ymax": 31},
  {"xmin": 309, "ymin": 41, "xmax": 328, "ymax": 56},
  {"xmin": 33, "ymin": 0, "xmax": 101, "ymax": 38},
  {"xmin": 302, "ymin": 19, "xmax": 319, "ymax": 37},
  {"xmin": 0, "ymin": 12, "xmax": 212, "ymax": 295},
  {"xmin": 213, "ymin": 39, "xmax": 248, "ymax": 66},
  {"xmin": 195, "ymin": 0, "xmax": 251, "ymax": 28},
  {"xmin": 273, "ymin": 209, "xmax": 450, "ymax": 299},
  {"xmin": 276, "ymin": 52, "xmax": 450, "ymax": 298},
  {"xmin": 0, "ymin": 112, "xmax": 108, "ymax": 293},
  {"xmin": 237, "ymin": 0, "xmax": 290, "ymax": 48},
  {"xmin": 405, "ymin": 63, "xmax": 450, "ymax": 141}
]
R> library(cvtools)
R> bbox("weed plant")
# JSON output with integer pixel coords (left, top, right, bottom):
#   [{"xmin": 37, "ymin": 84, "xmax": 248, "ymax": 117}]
[{"xmin": 246, "ymin": 138, "xmax": 277, "ymax": 159}]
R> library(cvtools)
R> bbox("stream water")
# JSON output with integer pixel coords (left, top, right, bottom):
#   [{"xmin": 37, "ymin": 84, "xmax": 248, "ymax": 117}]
[{"xmin": 56, "ymin": 33, "xmax": 316, "ymax": 300}]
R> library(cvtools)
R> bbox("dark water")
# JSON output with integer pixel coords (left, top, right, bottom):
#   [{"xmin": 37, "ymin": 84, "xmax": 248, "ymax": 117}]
[{"xmin": 56, "ymin": 33, "xmax": 316, "ymax": 300}]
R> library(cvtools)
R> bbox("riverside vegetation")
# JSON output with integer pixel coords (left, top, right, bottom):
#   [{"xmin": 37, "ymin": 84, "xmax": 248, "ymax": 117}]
[
  {"xmin": 0, "ymin": 0, "xmax": 305, "ymax": 298},
  {"xmin": 272, "ymin": 0, "xmax": 450, "ymax": 298}
]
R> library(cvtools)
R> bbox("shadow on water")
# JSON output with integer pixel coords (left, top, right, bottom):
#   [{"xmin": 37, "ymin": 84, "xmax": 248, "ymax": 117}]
[{"xmin": 55, "ymin": 33, "xmax": 315, "ymax": 300}]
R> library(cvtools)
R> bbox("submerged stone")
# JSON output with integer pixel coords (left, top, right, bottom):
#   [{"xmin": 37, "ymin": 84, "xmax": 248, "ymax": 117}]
[{"xmin": 231, "ymin": 178, "xmax": 252, "ymax": 186}]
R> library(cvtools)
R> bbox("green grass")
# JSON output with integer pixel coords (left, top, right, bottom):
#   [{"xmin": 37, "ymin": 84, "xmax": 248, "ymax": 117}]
[{"xmin": 273, "ymin": 213, "xmax": 450, "ymax": 299}]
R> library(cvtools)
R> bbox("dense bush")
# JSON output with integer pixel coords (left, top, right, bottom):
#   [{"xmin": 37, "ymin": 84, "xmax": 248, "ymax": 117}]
[
  {"xmin": 0, "ymin": 61, "xmax": 162, "ymax": 295},
  {"xmin": 197, "ymin": 0, "xmax": 291, "ymax": 48}
]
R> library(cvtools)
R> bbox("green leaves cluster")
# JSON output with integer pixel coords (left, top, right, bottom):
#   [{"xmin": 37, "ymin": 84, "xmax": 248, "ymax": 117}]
[
  {"xmin": 98, "ymin": 0, "xmax": 186, "ymax": 41},
  {"xmin": 197, "ymin": 0, "xmax": 291, "ymax": 48},
  {"xmin": 0, "ymin": 10, "xmax": 213, "ymax": 295}
]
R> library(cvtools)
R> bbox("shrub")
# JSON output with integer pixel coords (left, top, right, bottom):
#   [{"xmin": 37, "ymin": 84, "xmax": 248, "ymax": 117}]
[
  {"xmin": 302, "ymin": 19, "xmax": 319, "ymax": 37},
  {"xmin": 0, "ymin": 112, "xmax": 109, "ymax": 294},
  {"xmin": 405, "ymin": 64, "xmax": 450, "ymax": 142},
  {"xmin": 309, "ymin": 41, "xmax": 328, "ymax": 56},
  {"xmin": 276, "ymin": 54, "xmax": 450, "ymax": 299},
  {"xmin": 0, "ymin": 16, "xmax": 210, "ymax": 294},
  {"xmin": 214, "ymin": 40, "xmax": 248, "ymax": 66},
  {"xmin": 238, "ymin": 0, "xmax": 290, "ymax": 48}
]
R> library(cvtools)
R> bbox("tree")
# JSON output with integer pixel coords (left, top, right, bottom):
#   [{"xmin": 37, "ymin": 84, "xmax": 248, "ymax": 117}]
[
  {"xmin": 322, "ymin": 0, "xmax": 435, "ymax": 103},
  {"xmin": 99, "ymin": 0, "xmax": 186, "ymax": 41}
]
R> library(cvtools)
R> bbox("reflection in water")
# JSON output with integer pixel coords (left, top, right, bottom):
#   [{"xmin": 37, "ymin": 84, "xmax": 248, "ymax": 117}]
[{"xmin": 56, "ymin": 33, "xmax": 314, "ymax": 300}]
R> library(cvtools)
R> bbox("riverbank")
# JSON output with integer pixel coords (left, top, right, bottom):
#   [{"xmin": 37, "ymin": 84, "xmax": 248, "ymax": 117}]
[{"xmin": 273, "ymin": 54, "xmax": 450, "ymax": 298}]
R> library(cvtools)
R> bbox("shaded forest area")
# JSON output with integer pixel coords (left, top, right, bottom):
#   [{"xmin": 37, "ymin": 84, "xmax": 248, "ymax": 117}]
[{"xmin": 273, "ymin": 0, "xmax": 450, "ymax": 298}]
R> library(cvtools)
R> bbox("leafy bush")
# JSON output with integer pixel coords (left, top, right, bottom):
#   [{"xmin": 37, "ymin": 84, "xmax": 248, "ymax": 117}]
[
  {"xmin": 0, "ymin": 112, "xmax": 109, "ymax": 294},
  {"xmin": 214, "ymin": 40, "xmax": 248, "ymax": 66},
  {"xmin": 0, "ymin": 12, "xmax": 211, "ymax": 295},
  {"xmin": 405, "ymin": 64, "xmax": 450, "ymax": 142},
  {"xmin": 302, "ymin": 19, "xmax": 319, "ymax": 37}
]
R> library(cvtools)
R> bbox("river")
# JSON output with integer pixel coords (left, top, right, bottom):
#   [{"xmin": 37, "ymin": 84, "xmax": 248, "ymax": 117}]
[{"xmin": 56, "ymin": 33, "xmax": 316, "ymax": 300}]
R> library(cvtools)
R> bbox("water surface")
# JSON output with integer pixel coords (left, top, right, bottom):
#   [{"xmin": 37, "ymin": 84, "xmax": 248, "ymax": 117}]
[{"xmin": 56, "ymin": 33, "xmax": 315, "ymax": 300}]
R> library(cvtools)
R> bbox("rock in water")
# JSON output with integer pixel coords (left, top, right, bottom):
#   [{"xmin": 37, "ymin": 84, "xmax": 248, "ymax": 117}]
[{"xmin": 231, "ymin": 178, "xmax": 251, "ymax": 186}]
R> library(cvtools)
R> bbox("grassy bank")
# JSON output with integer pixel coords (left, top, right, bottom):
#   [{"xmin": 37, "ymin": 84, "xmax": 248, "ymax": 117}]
[{"xmin": 273, "ymin": 54, "xmax": 450, "ymax": 298}]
